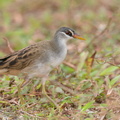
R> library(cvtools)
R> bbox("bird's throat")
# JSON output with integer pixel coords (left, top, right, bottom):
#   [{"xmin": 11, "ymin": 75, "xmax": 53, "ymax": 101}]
[{"xmin": 50, "ymin": 38, "xmax": 67, "ymax": 56}]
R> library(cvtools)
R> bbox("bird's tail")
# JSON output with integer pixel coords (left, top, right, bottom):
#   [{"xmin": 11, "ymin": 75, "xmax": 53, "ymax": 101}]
[{"xmin": 0, "ymin": 57, "xmax": 9, "ymax": 74}]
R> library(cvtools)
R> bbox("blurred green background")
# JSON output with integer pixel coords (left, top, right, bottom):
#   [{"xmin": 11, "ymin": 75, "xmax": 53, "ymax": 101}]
[
  {"xmin": 0, "ymin": 0, "xmax": 120, "ymax": 119},
  {"xmin": 0, "ymin": 0, "xmax": 120, "ymax": 53}
]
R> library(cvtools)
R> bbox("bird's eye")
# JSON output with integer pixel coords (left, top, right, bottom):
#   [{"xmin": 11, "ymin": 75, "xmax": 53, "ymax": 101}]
[{"xmin": 65, "ymin": 31, "xmax": 72, "ymax": 36}]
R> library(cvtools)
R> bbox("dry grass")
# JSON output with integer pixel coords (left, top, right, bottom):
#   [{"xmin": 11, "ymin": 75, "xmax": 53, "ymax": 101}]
[{"xmin": 0, "ymin": 0, "xmax": 120, "ymax": 119}]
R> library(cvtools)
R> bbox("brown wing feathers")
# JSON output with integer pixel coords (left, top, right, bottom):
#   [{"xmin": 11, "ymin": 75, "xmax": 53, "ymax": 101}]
[{"xmin": 0, "ymin": 44, "xmax": 39, "ymax": 70}]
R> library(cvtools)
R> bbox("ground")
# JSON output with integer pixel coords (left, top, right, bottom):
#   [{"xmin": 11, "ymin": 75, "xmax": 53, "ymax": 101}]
[{"xmin": 0, "ymin": 0, "xmax": 120, "ymax": 120}]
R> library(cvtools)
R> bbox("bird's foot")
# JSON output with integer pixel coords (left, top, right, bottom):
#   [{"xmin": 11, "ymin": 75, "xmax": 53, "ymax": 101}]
[{"xmin": 42, "ymin": 85, "xmax": 61, "ymax": 112}]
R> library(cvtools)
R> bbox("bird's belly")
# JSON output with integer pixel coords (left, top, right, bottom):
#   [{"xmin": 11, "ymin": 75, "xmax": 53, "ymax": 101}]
[
  {"xmin": 50, "ymin": 56, "xmax": 65, "ymax": 67},
  {"xmin": 49, "ymin": 49, "xmax": 67, "ymax": 67},
  {"xmin": 22, "ymin": 49, "xmax": 67, "ymax": 78}
]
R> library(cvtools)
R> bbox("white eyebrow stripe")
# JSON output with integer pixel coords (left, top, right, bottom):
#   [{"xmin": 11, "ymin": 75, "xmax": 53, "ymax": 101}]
[{"xmin": 69, "ymin": 30, "xmax": 74, "ymax": 36}]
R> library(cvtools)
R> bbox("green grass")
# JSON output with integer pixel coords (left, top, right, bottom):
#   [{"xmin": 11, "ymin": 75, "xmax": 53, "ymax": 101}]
[{"xmin": 0, "ymin": 0, "xmax": 120, "ymax": 119}]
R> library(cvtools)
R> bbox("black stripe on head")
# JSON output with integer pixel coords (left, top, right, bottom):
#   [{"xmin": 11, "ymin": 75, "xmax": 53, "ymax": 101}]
[
  {"xmin": 57, "ymin": 27, "xmax": 75, "ymax": 37},
  {"xmin": 64, "ymin": 29, "xmax": 73, "ymax": 37}
]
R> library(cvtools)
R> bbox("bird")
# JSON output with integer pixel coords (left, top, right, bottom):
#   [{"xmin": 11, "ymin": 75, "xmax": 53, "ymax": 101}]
[{"xmin": 0, "ymin": 27, "xmax": 85, "ymax": 108}]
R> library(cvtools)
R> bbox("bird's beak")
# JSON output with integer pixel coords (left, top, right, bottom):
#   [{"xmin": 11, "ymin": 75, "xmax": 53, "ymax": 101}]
[{"xmin": 73, "ymin": 34, "xmax": 85, "ymax": 40}]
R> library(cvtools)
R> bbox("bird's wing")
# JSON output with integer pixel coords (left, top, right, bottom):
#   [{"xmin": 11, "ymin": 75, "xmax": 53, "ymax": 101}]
[{"xmin": 0, "ymin": 43, "xmax": 46, "ymax": 71}]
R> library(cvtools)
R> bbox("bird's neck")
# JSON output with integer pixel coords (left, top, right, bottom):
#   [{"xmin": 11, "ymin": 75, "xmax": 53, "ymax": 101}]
[{"xmin": 51, "ymin": 37, "xmax": 67, "ymax": 52}]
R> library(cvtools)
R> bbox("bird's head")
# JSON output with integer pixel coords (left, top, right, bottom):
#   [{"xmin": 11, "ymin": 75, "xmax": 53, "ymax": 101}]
[{"xmin": 55, "ymin": 27, "xmax": 85, "ymax": 41}]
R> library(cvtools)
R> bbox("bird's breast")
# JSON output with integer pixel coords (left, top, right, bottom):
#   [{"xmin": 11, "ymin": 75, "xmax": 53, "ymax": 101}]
[{"xmin": 49, "ymin": 47, "xmax": 67, "ymax": 67}]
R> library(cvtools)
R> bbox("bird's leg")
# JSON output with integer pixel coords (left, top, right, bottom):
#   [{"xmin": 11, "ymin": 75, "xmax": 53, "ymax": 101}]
[{"xmin": 41, "ymin": 77, "xmax": 60, "ymax": 110}]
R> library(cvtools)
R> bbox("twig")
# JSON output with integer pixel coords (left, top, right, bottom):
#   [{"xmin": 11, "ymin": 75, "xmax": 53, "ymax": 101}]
[
  {"xmin": 100, "ymin": 114, "xmax": 106, "ymax": 120},
  {"xmin": 51, "ymin": 80, "xmax": 79, "ymax": 95},
  {"xmin": 3, "ymin": 37, "xmax": 14, "ymax": 53},
  {"xmin": 27, "ymin": 103, "xmax": 37, "ymax": 108},
  {"xmin": 9, "ymin": 99, "xmax": 19, "ymax": 105},
  {"xmin": 80, "ymin": 17, "xmax": 113, "ymax": 53},
  {"xmin": 63, "ymin": 61, "xmax": 76, "ymax": 70},
  {"xmin": 95, "ymin": 58, "xmax": 120, "ymax": 67},
  {"xmin": 20, "ymin": 110, "xmax": 42, "ymax": 119},
  {"xmin": 91, "ymin": 17, "xmax": 112, "ymax": 42}
]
